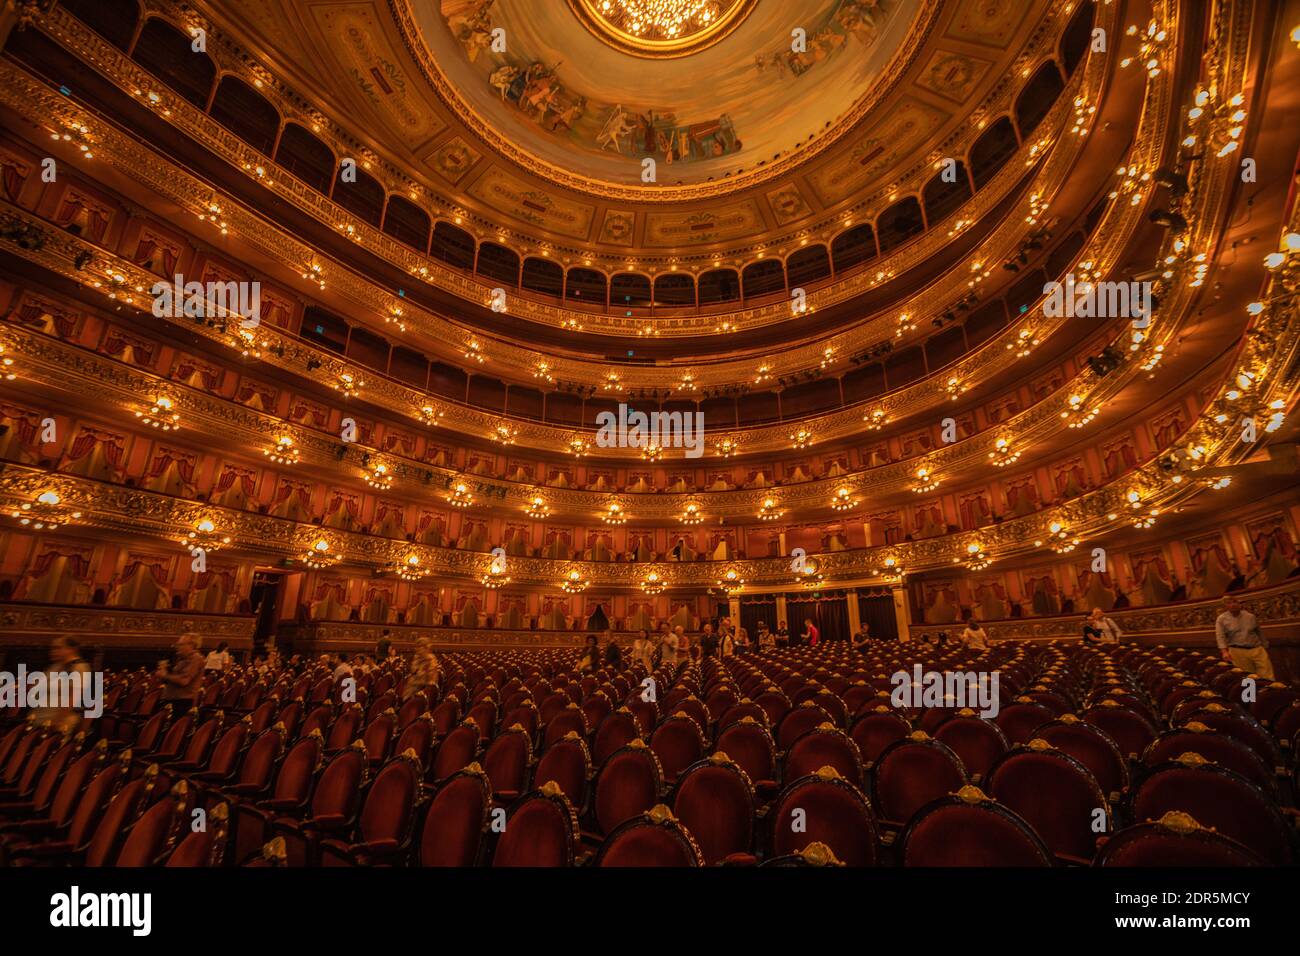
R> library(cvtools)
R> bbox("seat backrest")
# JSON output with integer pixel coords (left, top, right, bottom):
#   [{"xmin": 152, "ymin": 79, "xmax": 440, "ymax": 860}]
[
  {"xmin": 271, "ymin": 736, "xmax": 321, "ymax": 803},
  {"xmin": 543, "ymin": 705, "xmax": 588, "ymax": 749},
  {"xmin": 2, "ymin": 728, "xmax": 41, "ymax": 784},
  {"xmin": 13, "ymin": 733, "xmax": 60, "ymax": 795},
  {"xmin": 205, "ymin": 723, "xmax": 249, "ymax": 778},
  {"xmin": 66, "ymin": 761, "xmax": 124, "ymax": 848},
  {"xmin": 1142, "ymin": 727, "xmax": 1272, "ymax": 790},
  {"xmin": 596, "ymin": 807, "xmax": 703, "ymax": 867},
  {"xmin": 358, "ymin": 755, "xmax": 420, "ymax": 844},
  {"xmin": 593, "ymin": 709, "xmax": 640, "ymax": 765},
  {"xmin": 419, "ymin": 767, "xmax": 491, "ymax": 866},
  {"xmin": 783, "ymin": 726, "xmax": 865, "ymax": 789},
  {"xmin": 770, "ymin": 771, "xmax": 878, "ymax": 866},
  {"xmin": 116, "ymin": 787, "xmax": 185, "ymax": 866},
  {"xmin": 649, "ymin": 715, "xmax": 705, "ymax": 784},
  {"xmin": 309, "ymin": 748, "xmax": 367, "ymax": 821},
  {"xmin": 394, "ymin": 717, "xmax": 436, "ymax": 771},
  {"xmin": 850, "ymin": 709, "xmax": 912, "ymax": 764},
  {"xmin": 533, "ymin": 735, "xmax": 591, "ymax": 808},
  {"xmin": 491, "ymin": 786, "xmax": 577, "ymax": 867},
  {"xmin": 237, "ymin": 727, "xmax": 285, "ymax": 789},
  {"xmin": 482, "ymin": 728, "xmax": 532, "ymax": 797},
  {"xmin": 934, "ymin": 715, "xmax": 1010, "ymax": 782},
  {"xmin": 1036, "ymin": 719, "xmax": 1129, "ymax": 798},
  {"xmin": 672, "ymin": 757, "xmax": 754, "ymax": 865},
  {"xmin": 871, "ymin": 734, "xmax": 968, "ymax": 825},
  {"xmin": 900, "ymin": 790, "xmax": 1053, "ymax": 866},
  {"xmin": 776, "ymin": 703, "xmax": 833, "ymax": 750},
  {"xmin": 714, "ymin": 720, "xmax": 776, "ymax": 785},
  {"xmin": 1130, "ymin": 762, "xmax": 1293, "ymax": 865},
  {"xmin": 594, "ymin": 742, "xmax": 662, "ymax": 836},
  {"xmin": 85, "ymin": 775, "xmax": 153, "ymax": 866},
  {"xmin": 431, "ymin": 723, "xmax": 480, "ymax": 782},
  {"xmin": 47, "ymin": 747, "xmax": 105, "ymax": 828},
  {"xmin": 180, "ymin": 717, "xmax": 221, "ymax": 764},
  {"xmin": 986, "ymin": 744, "xmax": 1108, "ymax": 861},
  {"xmin": 29, "ymin": 737, "xmax": 81, "ymax": 811},
  {"xmin": 1097, "ymin": 814, "xmax": 1264, "ymax": 866}
]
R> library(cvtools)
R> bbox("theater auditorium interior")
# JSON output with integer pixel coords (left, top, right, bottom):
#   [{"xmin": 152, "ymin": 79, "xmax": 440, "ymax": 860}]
[{"xmin": 0, "ymin": 0, "xmax": 1298, "ymax": 889}]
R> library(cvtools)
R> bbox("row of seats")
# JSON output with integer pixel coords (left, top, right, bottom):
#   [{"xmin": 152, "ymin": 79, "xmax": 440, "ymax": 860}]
[{"xmin": 1, "ymin": 640, "xmax": 1297, "ymax": 865}]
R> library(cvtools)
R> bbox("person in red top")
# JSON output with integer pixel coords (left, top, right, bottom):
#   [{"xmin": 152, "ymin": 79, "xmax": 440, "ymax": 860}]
[{"xmin": 802, "ymin": 619, "xmax": 820, "ymax": 646}]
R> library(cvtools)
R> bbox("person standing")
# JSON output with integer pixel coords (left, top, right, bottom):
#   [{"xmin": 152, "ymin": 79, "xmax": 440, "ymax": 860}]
[
  {"xmin": 31, "ymin": 635, "xmax": 93, "ymax": 733},
  {"xmin": 851, "ymin": 625, "xmax": 870, "ymax": 653},
  {"xmin": 661, "ymin": 627, "xmax": 680, "ymax": 667},
  {"xmin": 157, "ymin": 634, "xmax": 205, "ymax": 714},
  {"xmin": 776, "ymin": 621, "xmax": 790, "ymax": 648},
  {"xmin": 405, "ymin": 637, "xmax": 439, "ymax": 701},
  {"xmin": 802, "ymin": 618, "xmax": 820, "ymax": 647},
  {"xmin": 960, "ymin": 617, "xmax": 989, "ymax": 651},
  {"xmin": 1082, "ymin": 607, "xmax": 1122, "ymax": 644},
  {"xmin": 699, "ymin": 623, "xmax": 719, "ymax": 659},
  {"xmin": 204, "ymin": 641, "xmax": 231, "ymax": 675},
  {"xmin": 1215, "ymin": 596, "xmax": 1274, "ymax": 679}
]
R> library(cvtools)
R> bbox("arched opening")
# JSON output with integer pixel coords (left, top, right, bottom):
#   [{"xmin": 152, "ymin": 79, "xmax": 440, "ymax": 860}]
[
  {"xmin": 698, "ymin": 268, "xmax": 740, "ymax": 305},
  {"xmin": 382, "ymin": 195, "xmax": 431, "ymax": 251},
  {"xmin": 275, "ymin": 123, "xmax": 335, "ymax": 193},
  {"xmin": 565, "ymin": 268, "xmax": 607, "ymax": 306},
  {"xmin": 742, "ymin": 259, "xmax": 786, "ymax": 298},
  {"xmin": 611, "ymin": 273, "xmax": 652, "ymax": 309},
  {"xmin": 1016, "ymin": 62, "xmax": 1066, "ymax": 137},
  {"xmin": 875, "ymin": 197, "xmax": 925, "ymax": 255},
  {"xmin": 522, "ymin": 257, "xmax": 565, "ymax": 297},
  {"xmin": 476, "ymin": 242, "xmax": 521, "ymax": 286},
  {"xmin": 830, "ymin": 224, "xmax": 877, "ymax": 272},
  {"xmin": 968, "ymin": 117, "xmax": 1019, "ymax": 188},
  {"xmin": 333, "ymin": 165, "xmax": 385, "ymax": 226},
  {"xmin": 430, "ymin": 221, "xmax": 476, "ymax": 270},
  {"xmin": 209, "ymin": 76, "xmax": 279, "ymax": 154},
  {"xmin": 653, "ymin": 273, "xmax": 695, "ymax": 307},
  {"xmin": 131, "ymin": 18, "xmax": 215, "ymax": 108}
]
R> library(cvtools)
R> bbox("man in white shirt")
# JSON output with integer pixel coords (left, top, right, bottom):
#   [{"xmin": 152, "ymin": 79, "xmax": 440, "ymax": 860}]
[
  {"xmin": 1215, "ymin": 596, "xmax": 1274, "ymax": 679},
  {"xmin": 1082, "ymin": 608, "xmax": 1122, "ymax": 643},
  {"xmin": 959, "ymin": 618, "xmax": 989, "ymax": 650},
  {"xmin": 332, "ymin": 654, "xmax": 354, "ymax": 683}
]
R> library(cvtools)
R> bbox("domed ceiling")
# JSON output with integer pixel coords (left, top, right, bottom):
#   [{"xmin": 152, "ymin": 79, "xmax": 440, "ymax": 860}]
[
  {"xmin": 217, "ymin": 0, "xmax": 1049, "ymax": 258},
  {"xmin": 411, "ymin": 0, "xmax": 922, "ymax": 190}
]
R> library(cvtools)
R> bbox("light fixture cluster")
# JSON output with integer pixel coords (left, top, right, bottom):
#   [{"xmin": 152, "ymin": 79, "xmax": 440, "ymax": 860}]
[
  {"xmin": 481, "ymin": 563, "xmax": 510, "ymax": 588},
  {"xmin": 364, "ymin": 462, "xmax": 393, "ymax": 490},
  {"xmin": 397, "ymin": 554, "xmax": 428, "ymax": 581},
  {"xmin": 525, "ymin": 494, "xmax": 550, "ymax": 519},
  {"xmin": 333, "ymin": 372, "xmax": 363, "ymax": 398},
  {"xmin": 757, "ymin": 497, "xmax": 783, "ymax": 521},
  {"xmin": 945, "ymin": 377, "xmax": 967, "ymax": 401},
  {"xmin": 561, "ymin": 568, "xmax": 590, "ymax": 594},
  {"xmin": 1121, "ymin": 19, "xmax": 1168, "ymax": 79},
  {"xmin": 912, "ymin": 466, "xmax": 941, "ymax": 494},
  {"xmin": 10, "ymin": 490, "xmax": 82, "ymax": 531},
  {"xmin": 1035, "ymin": 520, "xmax": 1080, "ymax": 554},
  {"xmin": 603, "ymin": 502, "xmax": 628, "ymax": 525},
  {"xmin": 180, "ymin": 517, "xmax": 231, "ymax": 553},
  {"xmin": 640, "ymin": 568, "xmax": 667, "ymax": 595},
  {"xmin": 419, "ymin": 405, "xmax": 445, "ymax": 426},
  {"xmin": 1061, "ymin": 393, "xmax": 1100, "ymax": 429},
  {"xmin": 1184, "ymin": 87, "xmax": 1247, "ymax": 158},
  {"xmin": 1008, "ymin": 327, "xmax": 1040, "ymax": 358},
  {"xmin": 988, "ymin": 437, "xmax": 1021, "ymax": 467},
  {"xmin": 789, "ymin": 429, "xmax": 813, "ymax": 449},
  {"xmin": 830, "ymin": 487, "xmax": 856, "ymax": 511},
  {"xmin": 447, "ymin": 480, "xmax": 474, "ymax": 508},
  {"xmin": 958, "ymin": 542, "xmax": 990, "ymax": 571},
  {"xmin": 492, "ymin": 422, "xmax": 518, "ymax": 445},
  {"xmin": 862, "ymin": 409, "xmax": 888, "ymax": 431},
  {"xmin": 136, "ymin": 396, "xmax": 180, "ymax": 431},
  {"xmin": 680, "ymin": 502, "xmax": 703, "ymax": 524},
  {"xmin": 568, "ymin": 436, "xmax": 591, "ymax": 457},
  {"xmin": 715, "ymin": 567, "xmax": 744, "ymax": 595},
  {"xmin": 0, "ymin": 344, "xmax": 14, "ymax": 380},
  {"xmin": 715, "ymin": 437, "xmax": 738, "ymax": 458},
  {"xmin": 1125, "ymin": 490, "xmax": 1159, "ymax": 529},
  {"xmin": 302, "ymin": 538, "xmax": 338, "ymax": 569},
  {"xmin": 265, "ymin": 435, "xmax": 299, "ymax": 465}
]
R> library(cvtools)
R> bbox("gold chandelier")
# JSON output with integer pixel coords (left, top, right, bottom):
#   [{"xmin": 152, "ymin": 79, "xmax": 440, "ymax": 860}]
[
  {"xmin": 561, "ymin": 568, "xmax": 590, "ymax": 593},
  {"xmin": 568, "ymin": 0, "xmax": 755, "ymax": 58}
]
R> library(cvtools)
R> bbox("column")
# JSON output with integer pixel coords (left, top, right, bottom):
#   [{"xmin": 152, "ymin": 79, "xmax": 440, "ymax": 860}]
[
  {"xmin": 891, "ymin": 584, "xmax": 911, "ymax": 641},
  {"xmin": 846, "ymin": 589, "xmax": 861, "ymax": 635}
]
